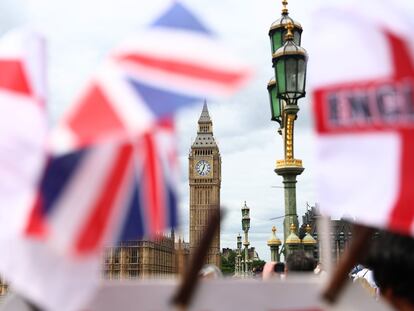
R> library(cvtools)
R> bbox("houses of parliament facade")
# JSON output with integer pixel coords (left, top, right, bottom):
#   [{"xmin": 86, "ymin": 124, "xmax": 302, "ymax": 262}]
[{"xmin": 103, "ymin": 103, "xmax": 221, "ymax": 279}]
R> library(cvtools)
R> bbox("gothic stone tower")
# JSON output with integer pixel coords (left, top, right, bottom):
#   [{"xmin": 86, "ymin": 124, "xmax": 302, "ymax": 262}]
[{"xmin": 189, "ymin": 103, "xmax": 221, "ymax": 267}]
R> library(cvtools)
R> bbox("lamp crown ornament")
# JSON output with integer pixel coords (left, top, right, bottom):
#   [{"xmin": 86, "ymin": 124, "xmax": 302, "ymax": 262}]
[
  {"xmin": 285, "ymin": 223, "xmax": 301, "ymax": 244},
  {"xmin": 302, "ymin": 224, "xmax": 317, "ymax": 245},
  {"xmin": 282, "ymin": 0, "xmax": 288, "ymax": 15},
  {"xmin": 284, "ymin": 21, "xmax": 294, "ymax": 41},
  {"xmin": 267, "ymin": 226, "xmax": 281, "ymax": 246}
]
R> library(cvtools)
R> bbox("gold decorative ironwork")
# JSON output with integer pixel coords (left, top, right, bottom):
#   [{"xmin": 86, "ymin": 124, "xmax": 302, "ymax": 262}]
[
  {"xmin": 285, "ymin": 21, "xmax": 294, "ymax": 40},
  {"xmin": 284, "ymin": 113, "xmax": 295, "ymax": 159},
  {"xmin": 276, "ymin": 159, "xmax": 303, "ymax": 168}
]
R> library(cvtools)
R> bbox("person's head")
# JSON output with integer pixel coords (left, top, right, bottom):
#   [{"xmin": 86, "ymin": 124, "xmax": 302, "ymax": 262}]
[
  {"xmin": 286, "ymin": 250, "xmax": 316, "ymax": 272},
  {"xmin": 365, "ymin": 231, "xmax": 414, "ymax": 311},
  {"xmin": 274, "ymin": 262, "xmax": 285, "ymax": 274},
  {"xmin": 199, "ymin": 264, "xmax": 223, "ymax": 279},
  {"xmin": 253, "ymin": 264, "xmax": 264, "ymax": 278}
]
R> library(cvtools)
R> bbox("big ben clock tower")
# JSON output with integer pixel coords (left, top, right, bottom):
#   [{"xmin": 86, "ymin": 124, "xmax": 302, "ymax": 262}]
[{"xmin": 189, "ymin": 103, "xmax": 221, "ymax": 267}]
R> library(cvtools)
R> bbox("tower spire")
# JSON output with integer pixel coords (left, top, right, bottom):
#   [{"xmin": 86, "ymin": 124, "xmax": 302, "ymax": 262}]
[{"xmin": 199, "ymin": 101, "xmax": 211, "ymax": 123}]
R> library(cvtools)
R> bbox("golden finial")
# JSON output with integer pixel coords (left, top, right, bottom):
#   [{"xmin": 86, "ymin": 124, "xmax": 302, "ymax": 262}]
[
  {"xmin": 282, "ymin": 0, "xmax": 288, "ymax": 15},
  {"xmin": 290, "ymin": 223, "xmax": 296, "ymax": 232},
  {"xmin": 285, "ymin": 21, "xmax": 294, "ymax": 41},
  {"xmin": 268, "ymin": 226, "xmax": 281, "ymax": 246},
  {"xmin": 305, "ymin": 224, "xmax": 312, "ymax": 234}
]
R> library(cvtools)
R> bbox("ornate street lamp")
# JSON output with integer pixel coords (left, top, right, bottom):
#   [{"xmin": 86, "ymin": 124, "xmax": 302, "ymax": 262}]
[
  {"xmin": 268, "ymin": 0, "xmax": 302, "ymax": 127},
  {"xmin": 272, "ymin": 22, "xmax": 308, "ymax": 103},
  {"xmin": 266, "ymin": 1, "xmax": 308, "ymax": 246}
]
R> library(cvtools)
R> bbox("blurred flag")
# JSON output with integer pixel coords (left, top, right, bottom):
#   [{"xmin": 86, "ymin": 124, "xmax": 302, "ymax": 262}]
[
  {"xmin": 0, "ymin": 29, "xmax": 92, "ymax": 311},
  {"xmin": 39, "ymin": 1, "xmax": 251, "ymax": 257},
  {"xmin": 26, "ymin": 119, "xmax": 178, "ymax": 256},
  {"xmin": 2, "ymin": 2, "xmax": 251, "ymax": 311},
  {"xmin": 51, "ymin": 1, "xmax": 252, "ymax": 152},
  {"xmin": 309, "ymin": 0, "xmax": 414, "ymax": 235},
  {"xmin": 0, "ymin": 29, "xmax": 47, "ymax": 238},
  {"xmin": 0, "ymin": 29, "xmax": 100, "ymax": 311}
]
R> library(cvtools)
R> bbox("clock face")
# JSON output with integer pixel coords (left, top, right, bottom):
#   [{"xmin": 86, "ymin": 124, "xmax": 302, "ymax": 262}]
[{"xmin": 195, "ymin": 160, "xmax": 211, "ymax": 176}]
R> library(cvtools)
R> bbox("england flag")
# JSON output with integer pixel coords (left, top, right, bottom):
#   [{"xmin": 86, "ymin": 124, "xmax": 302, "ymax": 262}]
[{"xmin": 309, "ymin": 0, "xmax": 414, "ymax": 236}]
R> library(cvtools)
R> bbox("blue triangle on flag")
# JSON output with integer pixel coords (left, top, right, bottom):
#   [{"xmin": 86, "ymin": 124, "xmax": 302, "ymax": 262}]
[
  {"xmin": 151, "ymin": 2, "xmax": 212, "ymax": 35},
  {"xmin": 127, "ymin": 77, "xmax": 202, "ymax": 117}
]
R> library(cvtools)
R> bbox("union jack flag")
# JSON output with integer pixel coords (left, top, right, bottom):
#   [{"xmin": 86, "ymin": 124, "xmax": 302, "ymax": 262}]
[
  {"xmin": 26, "ymin": 119, "xmax": 178, "ymax": 256},
  {"xmin": 26, "ymin": 1, "xmax": 251, "ymax": 256},
  {"xmin": 50, "ymin": 1, "xmax": 251, "ymax": 152}
]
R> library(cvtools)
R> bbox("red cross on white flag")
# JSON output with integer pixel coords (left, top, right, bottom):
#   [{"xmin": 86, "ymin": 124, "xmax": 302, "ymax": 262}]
[{"xmin": 309, "ymin": 0, "xmax": 414, "ymax": 236}]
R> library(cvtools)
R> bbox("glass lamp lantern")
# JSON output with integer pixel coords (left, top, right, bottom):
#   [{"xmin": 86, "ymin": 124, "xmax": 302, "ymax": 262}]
[
  {"xmin": 241, "ymin": 201, "xmax": 250, "ymax": 231},
  {"xmin": 237, "ymin": 234, "xmax": 242, "ymax": 249},
  {"xmin": 242, "ymin": 217, "xmax": 250, "ymax": 232},
  {"xmin": 267, "ymin": 77, "xmax": 282, "ymax": 124},
  {"xmin": 268, "ymin": 0, "xmax": 302, "ymax": 55},
  {"xmin": 272, "ymin": 22, "xmax": 308, "ymax": 102}
]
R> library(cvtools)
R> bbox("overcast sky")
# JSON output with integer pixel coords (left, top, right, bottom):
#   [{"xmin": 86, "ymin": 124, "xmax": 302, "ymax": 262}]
[{"xmin": 1, "ymin": 0, "xmax": 413, "ymax": 261}]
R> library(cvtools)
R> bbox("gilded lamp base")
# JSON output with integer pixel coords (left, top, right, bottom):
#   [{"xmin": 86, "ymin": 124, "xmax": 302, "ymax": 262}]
[{"xmin": 274, "ymin": 159, "xmax": 304, "ymax": 176}]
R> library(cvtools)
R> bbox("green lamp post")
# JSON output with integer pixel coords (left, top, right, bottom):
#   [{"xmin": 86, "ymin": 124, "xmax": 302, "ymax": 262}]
[
  {"xmin": 267, "ymin": 1, "xmax": 308, "ymax": 245},
  {"xmin": 236, "ymin": 233, "xmax": 242, "ymax": 276},
  {"xmin": 241, "ymin": 201, "xmax": 250, "ymax": 277}
]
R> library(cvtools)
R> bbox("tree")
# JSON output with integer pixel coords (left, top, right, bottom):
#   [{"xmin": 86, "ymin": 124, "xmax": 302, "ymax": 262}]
[
  {"xmin": 220, "ymin": 250, "xmax": 236, "ymax": 275},
  {"xmin": 251, "ymin": 259, "xmax": 266, "ymax": 270}
]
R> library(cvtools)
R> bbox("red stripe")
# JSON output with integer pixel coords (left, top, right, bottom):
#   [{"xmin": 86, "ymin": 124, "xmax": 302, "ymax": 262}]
[
  {"xmin": 386, "ymin": 32, "xmax": 414, "ymax": 234},
  {"xmin": 25, "ymin": 193, "xmax": 49, "ymax": 238},
  {"xmin": 117, "ymin": 53, "xmax": 247, "ymax": 86},
  {"xmin": 74, "ymin": 143, "xmax": 133, "ymax": 254},
  {"xmin": 68, "ymin": 84, "xmax": 126, "ymax": 148},
  {"xmin": 0, "ymin": 60, "xmax": 32, "ymax": 95},
  {"xmin": 388, "ymin": 130, "xmax": 414, "ymax": 234},
  {"xmin": 156, "ymin": 117, "xmax": 174, "ymax": 131},
  {"xmin": 312, "ymin": 89, "xmax": 328, "ymax": 134},
  {"xmin": 143, "ymin": 133, "xmax": 165, "ymax": 234},
  {"xmin": 387, "ymin": 31, "xmax": 414, "ymax": 80}
]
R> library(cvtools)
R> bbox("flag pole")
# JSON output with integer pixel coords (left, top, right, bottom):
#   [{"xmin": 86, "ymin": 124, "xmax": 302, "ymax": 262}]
[
  {"xmin": 322, "ymin": 224, "xmax": 374, "ymax": 303},
  {"xmin": 171, "ymin": 209, "xmax": 224, "ymax": 309}
]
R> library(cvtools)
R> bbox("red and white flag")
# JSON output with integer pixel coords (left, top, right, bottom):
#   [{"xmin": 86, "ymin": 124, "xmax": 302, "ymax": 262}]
[
  {"xmin": 0, "ymin": 29, "xmax": 101, "ymax": 311},
  {"xmin": 0, "ymin": 28, "xmax": 47, "ymax": 238},
  {"xmin": 309, "ymin": 0, "xmax": 414, "ymax": 235}
]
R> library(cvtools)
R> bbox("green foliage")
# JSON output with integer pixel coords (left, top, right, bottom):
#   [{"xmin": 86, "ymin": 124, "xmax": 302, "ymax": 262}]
[
  {"xmin": 220, "ymin": 250, "xmax": 236, "ymax": 275},
  {"xmin": 251, "ymin": 259, "xmax": 266, "ymax": 270}
]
